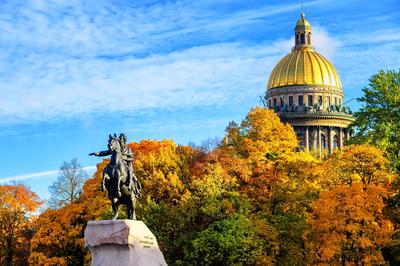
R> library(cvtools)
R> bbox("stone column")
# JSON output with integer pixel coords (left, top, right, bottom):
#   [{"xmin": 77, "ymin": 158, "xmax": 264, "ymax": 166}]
[
  {"xmin": 84, "ymin": 220, "xmax": 167, "ymax": 266},
  {"xmin": 346, "ymin": 129, "xmax": 350, "ymax": 141},
  {"xmin": 305, "ymin": 126, "xmax": 309, "ymax": 152},
  {"xmin": 317, "ymin": 126, "xmax": 322, "ymax": 158},
  {"xmin": 339, "ymin": 127, "xmax": 343, "ymax": 150},
  {"xmin": 328, "ymin": 127, "xmax": 333, "ymax": 154}
]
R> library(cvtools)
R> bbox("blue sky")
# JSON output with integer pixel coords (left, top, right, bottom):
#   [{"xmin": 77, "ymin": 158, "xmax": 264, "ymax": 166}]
[{"xmin": 0, "ymin": 0, "xmax": 399, "ymax": 200}]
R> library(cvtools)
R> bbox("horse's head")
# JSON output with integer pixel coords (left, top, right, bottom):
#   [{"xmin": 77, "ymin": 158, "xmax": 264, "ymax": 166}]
[{"xmin": 108, "ymin": 133, "xmax": 121, "ymax": 153}]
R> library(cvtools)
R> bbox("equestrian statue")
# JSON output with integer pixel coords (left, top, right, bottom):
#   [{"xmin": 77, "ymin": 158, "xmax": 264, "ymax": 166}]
[{"xmin": 89, "ymin": 133, "xmax": 142, "ymax": 220}]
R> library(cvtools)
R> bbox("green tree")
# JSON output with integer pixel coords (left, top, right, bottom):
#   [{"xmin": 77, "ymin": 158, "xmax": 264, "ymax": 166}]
[
  {"xmin": 187, "ymin": 214, "xmax": 278, "ymax": 266},
  {"xmin": 352, "ymin": 69, "xmax": 400, "ymax": 172},
  {"xmin": 351, "ymin": 70, "xmax": 400, "ymax": 263}
]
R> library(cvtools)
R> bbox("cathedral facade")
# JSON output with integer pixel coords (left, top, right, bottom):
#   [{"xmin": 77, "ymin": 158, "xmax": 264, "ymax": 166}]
[{"xmin": 265, "ymin": 12, "xmax": 354, "ymax": 156}]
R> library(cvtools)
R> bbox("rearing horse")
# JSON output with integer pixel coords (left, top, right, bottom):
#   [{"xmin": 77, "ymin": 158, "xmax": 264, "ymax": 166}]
[{"xmin": 91, "ymin": 134, "xmax": 137, "ymax": 220}]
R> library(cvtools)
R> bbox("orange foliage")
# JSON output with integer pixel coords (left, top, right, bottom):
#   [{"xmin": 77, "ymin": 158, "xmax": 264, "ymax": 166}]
[
  {"xmin": 305, "ymin": 183, "xmax": 393, "ymax": 265},
  {"xmin": 0, "ymin": 184, "xmax": 42, "ymax": 212},
  {"xmin": 0, "ymin": 184, "xmax": 42, "ymax": 265},
  {"xmin": 80, "ymin": 160, "xmax": 110, "ymax": 218},
  {"xmin": 29, "ymin": 203, "xmax": 89, "ymax": 265}
]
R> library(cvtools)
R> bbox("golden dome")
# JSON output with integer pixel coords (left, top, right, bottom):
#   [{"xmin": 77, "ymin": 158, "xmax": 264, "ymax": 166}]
[
  {"xmin": 267, "ymin": 12, "xmax": 342, "ymax": 90},
  {"xmin": 267, "ymin": 48, "xmax": 342, "ymax": 89}
]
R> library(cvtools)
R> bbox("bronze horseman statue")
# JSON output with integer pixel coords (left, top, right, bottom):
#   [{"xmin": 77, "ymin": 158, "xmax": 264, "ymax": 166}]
[{"xmin": 89, "ymin": 133, "xmax": 142, "ymax": 220}]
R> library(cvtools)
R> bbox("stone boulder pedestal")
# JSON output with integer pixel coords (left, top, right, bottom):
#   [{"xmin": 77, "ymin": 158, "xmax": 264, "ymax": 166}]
[{"xmin": 84, "ymin": 220, "xmax": 167, "ymax": 266}]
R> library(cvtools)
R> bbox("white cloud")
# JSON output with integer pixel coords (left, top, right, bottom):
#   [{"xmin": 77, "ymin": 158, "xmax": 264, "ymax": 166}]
[
  {"xmin": 312, "ymin": 26, "xmax": 342, "ymax": 60},
  {"xmin": 0, "ymin": 0, "xmax": 308, "ymax": 125},
  {"xmin": 0, "ymin": 0, "xmax": 398, "ymax": 127},
  {"xmin": 0, "ymin": 42, "xmax": 279, "ymax": 124}
]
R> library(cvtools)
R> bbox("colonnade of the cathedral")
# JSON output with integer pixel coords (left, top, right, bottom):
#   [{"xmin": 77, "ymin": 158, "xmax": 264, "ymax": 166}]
[{"xmin": 295, "ymin": 126, "xmax": 352, "ymax": 155}]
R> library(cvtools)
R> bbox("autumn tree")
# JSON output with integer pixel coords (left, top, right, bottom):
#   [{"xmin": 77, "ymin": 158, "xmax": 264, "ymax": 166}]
[
  {"xmin": 324, "ymin": 144, "xmax": 393, "ymax": 187},
  {"xmin": 305, "ymin": 145, "xmax": 395, "ymax": 265},
  {"xmin": 305, "ymin": 183, "xmax": 393, "ymax": 265},
  {"xmin": 29, "ymin": 204, "xmax": 89, "ymax": 266},
  {"xmin": 48, "ymin": 158, "xmax": 88, "ymax": 209},
  {"xmin": 128, "ymin": 139, "xmax": 254, "ymax": 264},
  {"xmin": 129, "ymin": 140, "xmax": 195, "ymax": 205},
  {"xmin": 268, "ymin": 152, "xmax": 324, "ymax": 265},
  {"xmin": 130, "ymin": 140, "xmax": 209, "ymax": 262},
  {"xmin": 352, "ymin": 69, "xmax": 400, "ymax": 172},
  {"xmin": 29, "ymin": 161, "xmax": 108, "ymax": 266},
  {"xmin": 0, "ymin": 184, "xmax": 42, "ymax": 266},
  {"xmin": 222, "ymin": 107, "xmax": 298, "ymax": 160},
  {"xmin": 218, "ymin": 107, "xmax": 322, "ymax": 265},
  {"xmin": 219, "ymin": 107, "xmax": 298, "ymax": 207}
]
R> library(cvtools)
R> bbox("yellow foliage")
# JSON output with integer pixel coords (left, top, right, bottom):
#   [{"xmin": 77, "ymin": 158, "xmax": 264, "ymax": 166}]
[{"xmin": 325, "ymin": 144, "xmax": 393, "ymax": 187}]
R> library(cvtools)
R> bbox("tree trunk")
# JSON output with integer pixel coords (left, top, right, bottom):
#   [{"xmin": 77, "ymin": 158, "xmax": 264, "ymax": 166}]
[{"xmin": 6, "ymin": 235, "xmax": 13, "ymax": 266}]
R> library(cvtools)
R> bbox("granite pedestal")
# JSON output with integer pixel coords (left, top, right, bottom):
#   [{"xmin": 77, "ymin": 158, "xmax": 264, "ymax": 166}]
[{"xmin": 84, "ymin": 220, "xmax": 167, "ymax": 266}]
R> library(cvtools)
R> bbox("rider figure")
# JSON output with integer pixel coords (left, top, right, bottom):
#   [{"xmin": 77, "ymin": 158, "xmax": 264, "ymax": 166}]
[
  {"xmin": 119, "ymin": 134, "xmax": 142, "ymax": 198},
  {"xmin": 89, "ymin": 136, "xmax": 119, "ymax": 194},
  {"xmin": 89, "ymin": 133, "xmax": 141, "ymax": 198}
]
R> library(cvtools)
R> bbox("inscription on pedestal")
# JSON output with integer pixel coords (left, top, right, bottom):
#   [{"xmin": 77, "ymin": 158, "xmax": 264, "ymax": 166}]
[{"xmin": 139, "ymin": 235, "xmax": 156, "ymax": 248}]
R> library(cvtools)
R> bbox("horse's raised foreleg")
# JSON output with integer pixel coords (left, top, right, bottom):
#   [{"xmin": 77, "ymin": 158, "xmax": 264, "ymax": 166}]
[{"xmin": 101, "ymin": 170, "xmax": 110, "ymax": 192}]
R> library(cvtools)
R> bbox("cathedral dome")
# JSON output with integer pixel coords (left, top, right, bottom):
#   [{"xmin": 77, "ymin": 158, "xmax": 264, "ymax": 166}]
[
  {"xmin": 267, "ymin": 12, "xmax": 342, "ymax": 90},
  {"xmin": 267, "ymin": 48, "xmax": 342, "ymax": 89},
  {"xmin": 264, "ymin": 11, "xmax": 354, "ymax": 157}
]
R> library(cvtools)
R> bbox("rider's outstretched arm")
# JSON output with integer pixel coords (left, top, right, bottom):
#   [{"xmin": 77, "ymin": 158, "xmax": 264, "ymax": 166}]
[{"xmin": 89, "ymin": 150, "xmax": 112, "ymax": 157}]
